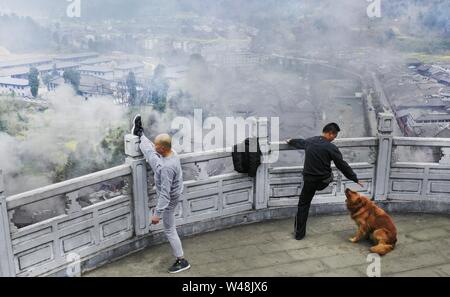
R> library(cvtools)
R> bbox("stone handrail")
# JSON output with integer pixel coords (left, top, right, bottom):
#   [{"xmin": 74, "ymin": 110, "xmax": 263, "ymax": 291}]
[
  {"xmin": 2, "ymin": 113, "xmax": 450, "ymax": 277},
  {"xmin": 5, "ymin": 164, "xmax": 131, "ymax": 210},
  {"xmin": 272, "ymin": 137, "xmax": 379, "ymax": 151},
  {"xmin": 179, "ymin": 148, "xmax": 233, "ymax": 163},
  {"xmin": 393, "ymin": 137, "xmax": 450, "ymax": 147}
]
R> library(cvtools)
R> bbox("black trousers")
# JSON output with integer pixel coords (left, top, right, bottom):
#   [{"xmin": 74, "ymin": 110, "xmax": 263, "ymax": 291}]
[{"xmin": 294, "ymin": 180, "xmax": 330, "ymax": 239}]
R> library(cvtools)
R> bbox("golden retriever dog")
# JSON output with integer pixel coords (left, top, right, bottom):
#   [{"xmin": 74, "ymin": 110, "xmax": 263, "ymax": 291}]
[{"xmin": 344, "ymin": 188, "xmax": 397, "ymax": 255}]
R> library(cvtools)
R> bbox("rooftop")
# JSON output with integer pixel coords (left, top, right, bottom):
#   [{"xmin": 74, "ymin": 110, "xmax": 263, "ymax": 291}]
[
  {"xmin": 80, "ymin": 57, "xmax": 112, "ymax": 65},
  {"xmin": 417, "ymin": 65, "xmax": 431, "ymax": 72},
  {"xmin": 55, "ymin": 52, "xmax": 99, "ymax": 61},
  {"xmin": 79, "ymin": 65, "xmax": 114, "ymax": 73},
  {"xmin": 416, "ymin": 113, "xmax": 450, "ymax": 122},
  {"xmin": 0, "ymin": 58, "xmax": 52, "ymax": 69},
  {"xmin": 0, "ymin": 67, "xmax": 29, "ymax": 77},
  {"xmin": 0, "ymin": 77, "xmax": 29, "ymax": 86},
  {"xmin": 86, "ymin": 213, "xmax": 450, "ymax": 277},
  {"xmin": 37, "ymin": 62, "xmax": 79, "ymax": 72},
  {"xmin": 395, "ymin": 99, "xmax": 449, "ymax": 109},
  {"xmin": 115, "ymin": 62, "xmax": 144, "ymax": 70},
  {"xmin": 0, "ymin": 62, "xmax": 81, "ymax": 77}
]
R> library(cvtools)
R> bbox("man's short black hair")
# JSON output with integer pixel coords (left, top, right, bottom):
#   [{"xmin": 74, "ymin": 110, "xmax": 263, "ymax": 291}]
[{"xmin": 323, "ymin": 123, "xmax": 341, "ymax": 134}]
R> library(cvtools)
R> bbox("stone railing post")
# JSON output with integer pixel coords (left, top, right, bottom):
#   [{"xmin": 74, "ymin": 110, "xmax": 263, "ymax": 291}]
[
  {"xmin": 0, "ymin": 170, "xmax": 15, "ymax": 277},
  {"xmin": 124, "ymin": 134, "xmax": 150, "ymax": 236},
  {"xmin": 374, "ymin": 113, "xmax": 394, "ymax": 201},
  {"xmin": 254, "ymin": 118, "xmax": 270, "ymax": 210}
]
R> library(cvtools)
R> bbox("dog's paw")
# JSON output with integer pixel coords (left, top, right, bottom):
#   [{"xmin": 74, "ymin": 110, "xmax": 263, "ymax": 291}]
[{"xmin": 349, "ymin": 237, "xmax": 359, "ymax": 243}]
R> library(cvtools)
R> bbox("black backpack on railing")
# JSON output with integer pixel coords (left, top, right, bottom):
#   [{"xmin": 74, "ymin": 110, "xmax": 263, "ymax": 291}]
[{"xmin": 232, "ymin": 137, "xmax": 261, "ymax": 177}]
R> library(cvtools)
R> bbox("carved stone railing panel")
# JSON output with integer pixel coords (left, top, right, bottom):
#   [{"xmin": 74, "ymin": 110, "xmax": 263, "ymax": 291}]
[
  {"xmin": 10, "ymin": 196, "xmax": 66, "ymax": 231},
  {"xmin": 8, "ymin": 175, "xmax": 131, "ymax": 229},
  {"xmin": 390, "ymin": 136, "xmax": 450, "ymax": 202},
  {"xmin": 392, "ymin": 145, "xmax": 438, "ymax": 164},
  {"xmin": 267, "ymin": 163, "xmax": 375, "ymax": 207},
  {"xmin": 182, "ymin": 173, "xmax": 254, "ymax": 224},
  {"xmin": 9, "ymin": 194, "xmax": 132, "ymax": 277},
  {"xmin": 148, "ymin": 171, "xmax": 254, "ymax": 231},
  {"xmin": 2, "ymin": 165, "xmax": 133, "ymax": 277},
  {"xmin": 206, "ymin": 157, "xmax": 235, "ymax": 177},
  {"xmin": 388, "ymin": 162, "xmax": 450, "ymax": 202}
]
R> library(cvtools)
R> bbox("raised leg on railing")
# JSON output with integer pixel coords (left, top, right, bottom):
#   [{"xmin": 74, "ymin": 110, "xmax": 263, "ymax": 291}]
[{"xmin": 125, "ymin": 135, "xmax": 150, "ymax": 236}]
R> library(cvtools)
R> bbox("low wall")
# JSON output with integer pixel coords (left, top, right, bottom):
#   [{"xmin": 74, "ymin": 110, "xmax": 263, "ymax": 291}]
[
  {"xmin": 46, "ymin": 199, "xmax": 450, "ymax": 277},
  {"xmin": 2, "ymin": 114, "xmax": 450, "ymax": 277}
]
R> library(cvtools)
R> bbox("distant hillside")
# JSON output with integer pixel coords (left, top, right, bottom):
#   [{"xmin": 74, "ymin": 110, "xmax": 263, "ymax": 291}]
[
  {"xmin": 1, "ymin": 0, "xmax": 449, "ymax": 36},
  {"xmin": 0, "ymin": 14, "xmax": 52, "ymax": 52}
]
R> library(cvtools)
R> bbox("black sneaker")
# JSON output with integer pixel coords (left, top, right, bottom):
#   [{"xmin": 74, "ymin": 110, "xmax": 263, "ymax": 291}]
[
  {"xmin": 131, "ymin": 114, "xmax": 143, "ymax": 137},
  {"xmin": 168, "ymin": 259, "xmax": 191, "ymax": 274}
]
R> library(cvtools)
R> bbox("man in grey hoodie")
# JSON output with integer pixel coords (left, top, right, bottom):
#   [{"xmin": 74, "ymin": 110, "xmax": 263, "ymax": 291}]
[{"xmin": 132, "ymin": 114, "xmax": 190, "ymax": 274}]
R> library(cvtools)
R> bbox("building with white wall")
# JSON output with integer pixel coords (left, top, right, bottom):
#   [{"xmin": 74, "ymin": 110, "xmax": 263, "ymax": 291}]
[
  {"xmin": 0, "ymin": 77, "xmax": 31, "ymax": 97},
  {"xmin": 38, "ymin": 62, "xmax": 80, "ymax": 76},
  {"xmin": 114, "ymin": 62, "xmax": 144, "ymax": 79},
  {"xmin": 79, "ymin": 66, "xmax": 114, "ymax": 80}
]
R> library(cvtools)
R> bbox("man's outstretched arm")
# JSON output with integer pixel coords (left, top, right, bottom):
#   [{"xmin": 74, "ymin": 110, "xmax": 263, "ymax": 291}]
[
  {"xmin": 331, "ymin": 146, "xmax": 363, "ymax": 186},
  {"xmin": 286, "ymin": 138, "xmax": 309, "ymax": 150}
]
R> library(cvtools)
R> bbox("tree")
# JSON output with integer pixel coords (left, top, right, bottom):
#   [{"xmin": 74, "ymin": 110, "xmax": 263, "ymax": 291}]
[
  {"xmin": 88, "ymin": 39, "xmax": 96, "ymax": 51},
  {"xmin": 387, "ymin": 28, "xmax": 396, "ymax": 39},
  {"xmin": 42, "ymin": 73, "xmax": 52, "ymax": 91},
  {"xmin": 126, "ymin": 71, "xmax": 137, "ymax": 105},
  {"xmin": 63, "ymin": 69, "xmax": 81, "ymax": 93},
  {"xmin": 100, "ymin": 126, "xmax": 126, "ymax": 166},
  {"xmin": 51, "ymin": 64, "xmax": 59, "ymax": 77},
  {"xmin": 169, "ymin": 90, "xmax": 194, "ymax": 114},
  {"xmin": 150, "ymin": 79, "xmax": 168, "ymax": 112},
  {"xmin": 28, "ymin": 67, "xmax": 39, "ymax": 98},
  {"xmin": 148, "ymin": 64, "xmax": 168, "ymax": 112},
  {"xmin": 153, "ymin": 92, "xmax": 167, "ymax": 113},
  {"xmin": 153, "ymin": 64, "xmax": 166, "ymax": 79}
]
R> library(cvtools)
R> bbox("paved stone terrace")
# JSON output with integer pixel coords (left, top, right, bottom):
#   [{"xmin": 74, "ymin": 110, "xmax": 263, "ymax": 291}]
[{"xmin": 85, "ymin": 213, "xmax": 450, "ymax": 277}]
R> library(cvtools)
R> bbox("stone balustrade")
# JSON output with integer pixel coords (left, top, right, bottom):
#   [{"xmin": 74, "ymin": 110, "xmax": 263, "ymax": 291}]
[{"xmin": 1, "ymin": 113, "xmax": 450, "ymax": 277}]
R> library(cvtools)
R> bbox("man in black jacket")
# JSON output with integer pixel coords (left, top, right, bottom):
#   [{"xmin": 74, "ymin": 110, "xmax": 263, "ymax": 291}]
[{"xmin": 287, "ymin": 123, "xmax": 363, "ymax": 240}]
